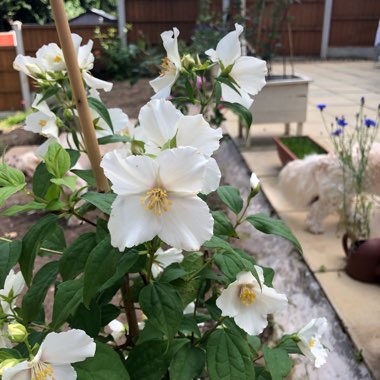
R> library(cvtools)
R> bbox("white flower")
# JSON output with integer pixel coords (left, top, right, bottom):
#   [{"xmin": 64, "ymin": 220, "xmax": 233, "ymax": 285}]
[
  {"xmin": 36, "ymin": 42, "xmax": 66, "ymax": 72},
  {"xmin": 134, "ymin": 99, "xmax": 222, "ymax": 193},
  {"xmin": 24, "ymin": 94, "xmax": 59, "ymax": 140},
  {"xmin": 206, "ymin": 23, "xmax": 267, "ymax": 108},
  {"xmin": 0, "ymin": 270, "xmax": 25, "ymax": 317},
  {"xmin": 101, "ymin": 147, "xmax": 214, "ymax": 251},
  {"xmin": 3, "ymin": 329, "xmax": 96, "ymax": 380},
  {"xmin": 13, "ymin": 55, "xmax": 44, "ymax": 79},
  {"xmin": 250, "ymin": 172, "xmax": 260, "ymax": 190},
  {"xmin": 216, "ymin": 267, "xmax": 287, "ymax": 335},
  {"xmin": 151, "ymin": 248, "xmax": 184, "ymax": 278},
  {"xmin": 296, "ymin": 317, "xmax": 328, "ymax": 368},
  {"xmin": 149, "ymin": 28, "xmax": 181, "ymax": 99},
  {"xmin": 108, "ymin": 319, "xmax": 127, "ymax": 341}
]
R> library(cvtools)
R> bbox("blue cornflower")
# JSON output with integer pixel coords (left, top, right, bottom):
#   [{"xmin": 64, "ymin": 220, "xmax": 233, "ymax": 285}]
[
  {"xmin": 364, "ymin": 118, "xmax": 377, "ymax": 128},
  {"xmin": 331, "ymin": 128, "xmax": 343, "ymax": 136},
  {"xmin": 336, "ymin": 116, "xmax": 348, "ymax": 127},
  {"xmin": 317, "ymin": 104, "xmax": 326, "ymax": 111}
]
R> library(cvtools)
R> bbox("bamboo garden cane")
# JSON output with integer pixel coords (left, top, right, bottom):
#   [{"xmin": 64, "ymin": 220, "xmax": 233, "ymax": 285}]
[{"xmin": 50, "ymin": 0, "xmax": 110, "ymax": 192}]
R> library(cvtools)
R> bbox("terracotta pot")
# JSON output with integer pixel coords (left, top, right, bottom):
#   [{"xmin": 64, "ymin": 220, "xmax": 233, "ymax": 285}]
[{"xmin": 342, "ymin": 233, "xmax": 380, "ymax": 283}]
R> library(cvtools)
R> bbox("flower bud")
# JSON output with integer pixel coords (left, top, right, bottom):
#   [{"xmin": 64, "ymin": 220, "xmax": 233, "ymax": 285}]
[
  {"xmin": 0, "ymin": 359, "xmax": 19, "ymax": 375},
  {"xmin": 8, "ymin": 323, "xmax": 27, "ymax": 343},
  {"xmin": 63, "ymin": 108, "xmax": 73, "ymax": 121},
  {"xmin": 249, "ymin": 172, "xmax": 260, "ymax": 197},
  {"xmin": 181, "ymin": 54, "xmax": 195, "ymax": 70}
]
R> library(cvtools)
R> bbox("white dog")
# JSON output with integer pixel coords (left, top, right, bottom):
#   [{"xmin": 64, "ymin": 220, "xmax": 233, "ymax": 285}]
[{"xmin": 279, "ymin": 143, "xmax": 380, "ymax": 234}]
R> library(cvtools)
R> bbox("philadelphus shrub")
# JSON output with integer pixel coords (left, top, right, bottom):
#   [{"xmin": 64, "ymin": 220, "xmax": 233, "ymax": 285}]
[{"xmin": 0, "ymin": 23, "xmax": 330, "ymax": 379}]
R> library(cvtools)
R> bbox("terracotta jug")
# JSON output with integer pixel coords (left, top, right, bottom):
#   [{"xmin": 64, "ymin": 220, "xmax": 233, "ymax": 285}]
[{"xmin": 342, "ymin": 234, "xmax": 380, "ymax": 283}]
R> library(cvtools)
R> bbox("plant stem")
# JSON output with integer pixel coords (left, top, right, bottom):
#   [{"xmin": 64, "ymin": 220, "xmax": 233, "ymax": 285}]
[{"xmin": 121, "ymin": 273, "xmax": 140, "ymax": 341}]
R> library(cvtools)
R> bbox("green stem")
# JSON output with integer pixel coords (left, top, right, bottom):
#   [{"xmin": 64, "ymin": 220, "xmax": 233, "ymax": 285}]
[{"xmin": 0, "ymin": 237, "xmax": 62, "ymax": 255}]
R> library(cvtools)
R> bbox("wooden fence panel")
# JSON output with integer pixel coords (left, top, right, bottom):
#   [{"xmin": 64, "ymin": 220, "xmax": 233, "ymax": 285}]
[
  {"xmin": 0, "ymin": 47, "xmax": 23, "ymax": 111},
  {"xmin": 329, "ymin": 0, "xmax": 380, "ymax": 47}
]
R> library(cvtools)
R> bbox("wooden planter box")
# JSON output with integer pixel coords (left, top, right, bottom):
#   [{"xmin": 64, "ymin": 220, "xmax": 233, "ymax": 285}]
[
  {"xmin": 239, "ymin": 75, "xmax": 311, "ymax": 139},
  {"xmin": 273, "ymin": 135, "xmax": 328, "ymax": 166}
]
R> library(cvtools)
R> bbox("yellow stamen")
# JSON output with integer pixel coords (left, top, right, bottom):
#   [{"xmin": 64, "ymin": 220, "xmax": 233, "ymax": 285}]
[
  {"xmin": 39, "ymin": 120, "xmax": 47, "ymax": 128},
  {"xmin": 141, "ymin": 187, "xmax": 172, "ymax": 215},
  {"xmin": 31, "ymin": 362, "xmax": 55, "ymax": 380},
  {"xmin": 160, "ymin": 57, "xmax": 176, "ymax": 76},
  {"xmin": 239, "ymin": 285, "xmax": 256, "ymax": 306},
  {"xmin": 309, "ymin": 338, "xmax": 317, "ymax": 348},
  {"xmin": 53, "ymin": 55, "xmax": 62, "ymax": 63}
]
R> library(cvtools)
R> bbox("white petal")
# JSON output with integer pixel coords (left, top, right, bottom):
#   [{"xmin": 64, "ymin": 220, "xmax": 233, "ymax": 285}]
[
  {"xmin": 39, "ymin": 330, "xmax": 95, "ymax": 364},
  {"xmin": 51, "ymin": 364, "xmax": 77, "ymax": 380},
  {"xmin": 215, "ymin": 23, "xmax": 243, "ymax": 66},
  {"xmin": 82, "ymin": 72, "xmax": 113, "ymax": 92},
  {"xmin": 201, "ymin": 157, "xmax": 221, "ymax": 195},
  {"xmin": 138, "ymin": 99, "xmax": 181, "ymax": 147},
  {"xmin": 108, "ymin": 319, "xmax": 126, "ymax": 341},
  {"xmin": 71, "ymin": 33, "xmax": 83, "ymax": 53},
  {"xmin": 216, "ymin": 280, "xmax": 242, "ymax": 317},
  {"xmin": 253, "ymin": 265, "xmax": 265, "ymax": 284},
  {"xmin": 149, "ymin": 72, "xmax": 178, "ymax": 99},
  {"xmin": 155, "ymin": 248, "xmax": 184, "ymax": 267},
  {"xmin": 2, "ymin": 360, "xmax": 30, "ymax": 380},
  {"xmin": 221, "ymin": 84, "xmax": 253, "ymax": 109},
  {"xmin": 151, "ymin": 263, "xmax": 164, "ymax": 278},
  {"xmin": 36, "ymin": 43, "xmax": 65, "ymax": 71},
  {"xmin": 230, "ymin": 56, "xmax": 267, "ymax": 96},
  {"xmin": 13, "ymin": 55, "xmax": 43, "ymax": 78},
  {"xmin": 3, "ymin": 270, "xmax": 25, "ymax": 296},
  {"xmin": 101, "ymin": 151, "xmax": 157, "ymax": 195},
  {"xmin": 157, "ymin": 147, "xmax": 208, "ymax": 194},
  {"xmin": 109, "ymin": 108, "xmax": 132, "ymax": 135},
  {"xmin": 31, "ymin": 95, "xmax": 55, "ymax": 117},
  {"xmin": 254, "ymin": 285, "xmax": 288, "ymax": 315},
  {"xmin": 108, "ymin": 195, "xmax": 161, "ymax": 250},
  {"xmin": 161, "ymin": 27, "xmax": 181, "ymax": 67},
  {"xmin": 159, "ymin": 195, "xmax": 213, "ymax": 251},
  {"xmin": 205, "ymin": 48, "xmax": 219, "ymax": 63},
  {"xmin": 298, "ymin": 317, "xmax": 328, "ymax": 341},
  {"xmin": 35, "ymin": 138, "xmax": 58, "ymax": 158},
  {"xmin": 311, "ymin": 343, "xmax": 328, "ymax": 368},
  {"xmin": 250, "ymin": 172, "xmax": 260, "ymax": 189},
  {"xmin": 176, "ymin": 115, "xmax": 222, "ymax": 156},
  {"xmin": 233, "ymin": 305, "xmax": 270, "ymax": 336},
  {"xmin": 77, "ymin": 40, "xmax": 94, "ymax": 71}
]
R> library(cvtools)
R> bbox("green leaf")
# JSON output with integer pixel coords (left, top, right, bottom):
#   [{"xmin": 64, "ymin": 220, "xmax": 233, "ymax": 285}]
[
  {"xmin": 217, "ymin": 186, "xmax": 243, "ymax": 214},
  {"xmin": 263, "ymin": 346, "xmax": 292, "ymax": 380},
  {"xmin": 204, "ymin": 236, "xmax": 234, "ymax": 252},
  {"xmin": 32, "ymin": 162, "xmax": 54, "ymax": 199},
  {"xmin": 159, "ymin": 263, "xmax": 187, "ymax": 283},
  {"xmin": 169, "ymin": 344, "xmax": 205, "ymax": 380},
  {"xmin": 1, "ymin": 201, "xmax": 46, "ymax": 216},
  {"xmin": 83, "ymin": 236, "xmax": 122, "ymax": 307},
  {"xmin": 0, "ymin": 185, "xmax": 25, "ymax": 206},
  {"xmin": 220, "ymin": 101, "xmax": 252, "ymax": 129},
  {"xmin": 36, "ymin": 86, "xmax": 59, "ymax": 104},
  {"xmin": 0, "ymin": 240, "xmax": 22, "ymax": 288},
  {"xmin": 22, "ymin": 261, "xmax": 59, "ymax": 322},
  {"xmin": 70, "ymin": 301, "xmax": 101, "ymax": 338},
  {"xmin": 88, "ymin": 97, "xmax": 114, "ymax": 133},
  {"xmin": 66, "ymin": 149, "xmax": 80, "ymax": 168},
  {"xmin": 207, "ymin": 328, "xmax": 254, "ymax": 380},
  {"xmin": 0, "ymin": 348, "xmax": 22, "ymax": 361},
  {"xmin": 139, "ymin": 283, "xmax": 183, "ymax": 340},
  {"xmin": 44, "ymin": 142, "xmax": 71, "ymax": 178},
  {"xmin": 40, "ymin": 224, "xmax": 66, "ymax": 252},
  {"xmin": 81, "ymin": 192, "xmax": 116, "ymax": 215},
  {"xmin": 213, "ymin": 250, "xmax": 259, "ymax": 283},
  {"xmin": 246, "ymin": 213, "xmax": 302, "ymax": 254},
  {"xmin": 97, "ymin": 135, "xmax": 131, "ymax": 145},
  {"xmin": 74, "ymin": 342, "xmax": 130, "ymax": 379},
  {"xmin": 19, "ymin": 214, "xmax": 59, "ymax": 286},
  {"xmin": 96, "ymin": 218, "xmax": 108, "ymax": 243},
  {"xmin": 126, "ymin": 340, "xmax": 168, "ymax": 380},
  {"xmin": 51, "ymin": 277, "xmax": 83, "ymax": 329},
  {"xmin": 212, "ymin": 210, "xmax": 238, "ymax": 238},
  {"xmin": 71, "ymin": 169, "xmax": 96, "ymax": 187},
  {"xmin": 51, "ymin": 176, "xmax": 77, "ymax": 191},
  {"xmin": 216, "ymin": 76, "xmax": 241, "ymax": 95},
  {"xmin": 0, "ymin": 163, "xmax": 25, "ymax": 187},
  {"xmin": 100, "ymin": 304, "xmax": 120, "ymax": 327},
  {"xmin": 278, "ymin": 337, "xmax": 302, "ymax": 355}
]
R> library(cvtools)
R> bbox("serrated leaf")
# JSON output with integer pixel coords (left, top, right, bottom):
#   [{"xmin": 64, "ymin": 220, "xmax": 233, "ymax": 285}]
[
  {"xmin": 0, "ymin": 163, "xmax": 25, "ymax": 187},
  {"xmin": 204, "ymin": 236, "xmax": 234, "ymax": 252},
  {"xmin": 66, "ymin": 149, "xmax": 80, "ymax": 168},
  {"xmin": 88, "ymin": 97, "xmax": 114, "ymax": 133},
  {"xmin": 217, "ymin": 185, "xmax": 243, "ymax": 214},
  {"xmin": 212, "ymin": 210, "xmax": 238, "ymax": 238},
  {"xmin": 83, "ymin": 236, "xmax": 122, "ymax": 307},
  {"xmin": 246, "ymin": 213, "xmax": 302, "ymax": 253},
  {"xmin": 263, "ymin": 346, "xmax": 292, "ymax": 380},
  {"xmin": 19, "ymin": 214, "xmax": 59, "ymax": 286},
  {"xmin": 0, "ymin": 348, "xmax": 22, "ymax": 361},
  {"xmin": 32, "ymin": 162, "xmax": 53, "ymax": 199},
  {"xmin": 0, "ymin": 185, "xmax": 25, "ymax": 206},
  {"xmin": 81, "ymin": 192, "xmax": 116, "ymax": 215},
  {"xmin": 51, "ymin": 277, "xmax": 83, "ymax": 328},
  {"xmin": 169, "ymin": 344, "xmax": 205, "ymax": 380},
  {"xmin": 22, "ymin": 261, "xmax": 59, "ymax": 322},
  {"xmin": 1, "ymin": 201, "xmax": 46, "ymax": 216},
  {"xmin": 44, "ymin": 142, "xmax": 71, "ymax": 178},
  {"xmin": 0, "ymin": 240, "xmax": 22, "ymax": 288},
  {"xmin": 74, "ymin": 342, "xmax": 130, "ymax": 379},
  {"xmin": 139, "ymin": 283, "xmax": 183, "ymax": 340},
  {"xmin": 70, "ymin": 301, "xmax": 101, "ymax": 338},
  {"xmin": 207, "ymin": 328, "xmax": 254, "ymax": 380}
]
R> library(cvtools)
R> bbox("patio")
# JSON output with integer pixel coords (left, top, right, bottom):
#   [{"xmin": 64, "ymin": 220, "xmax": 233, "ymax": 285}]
[{"xmin": 223, "ymin": 59, "xmax": 380, "ymax": 379}]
